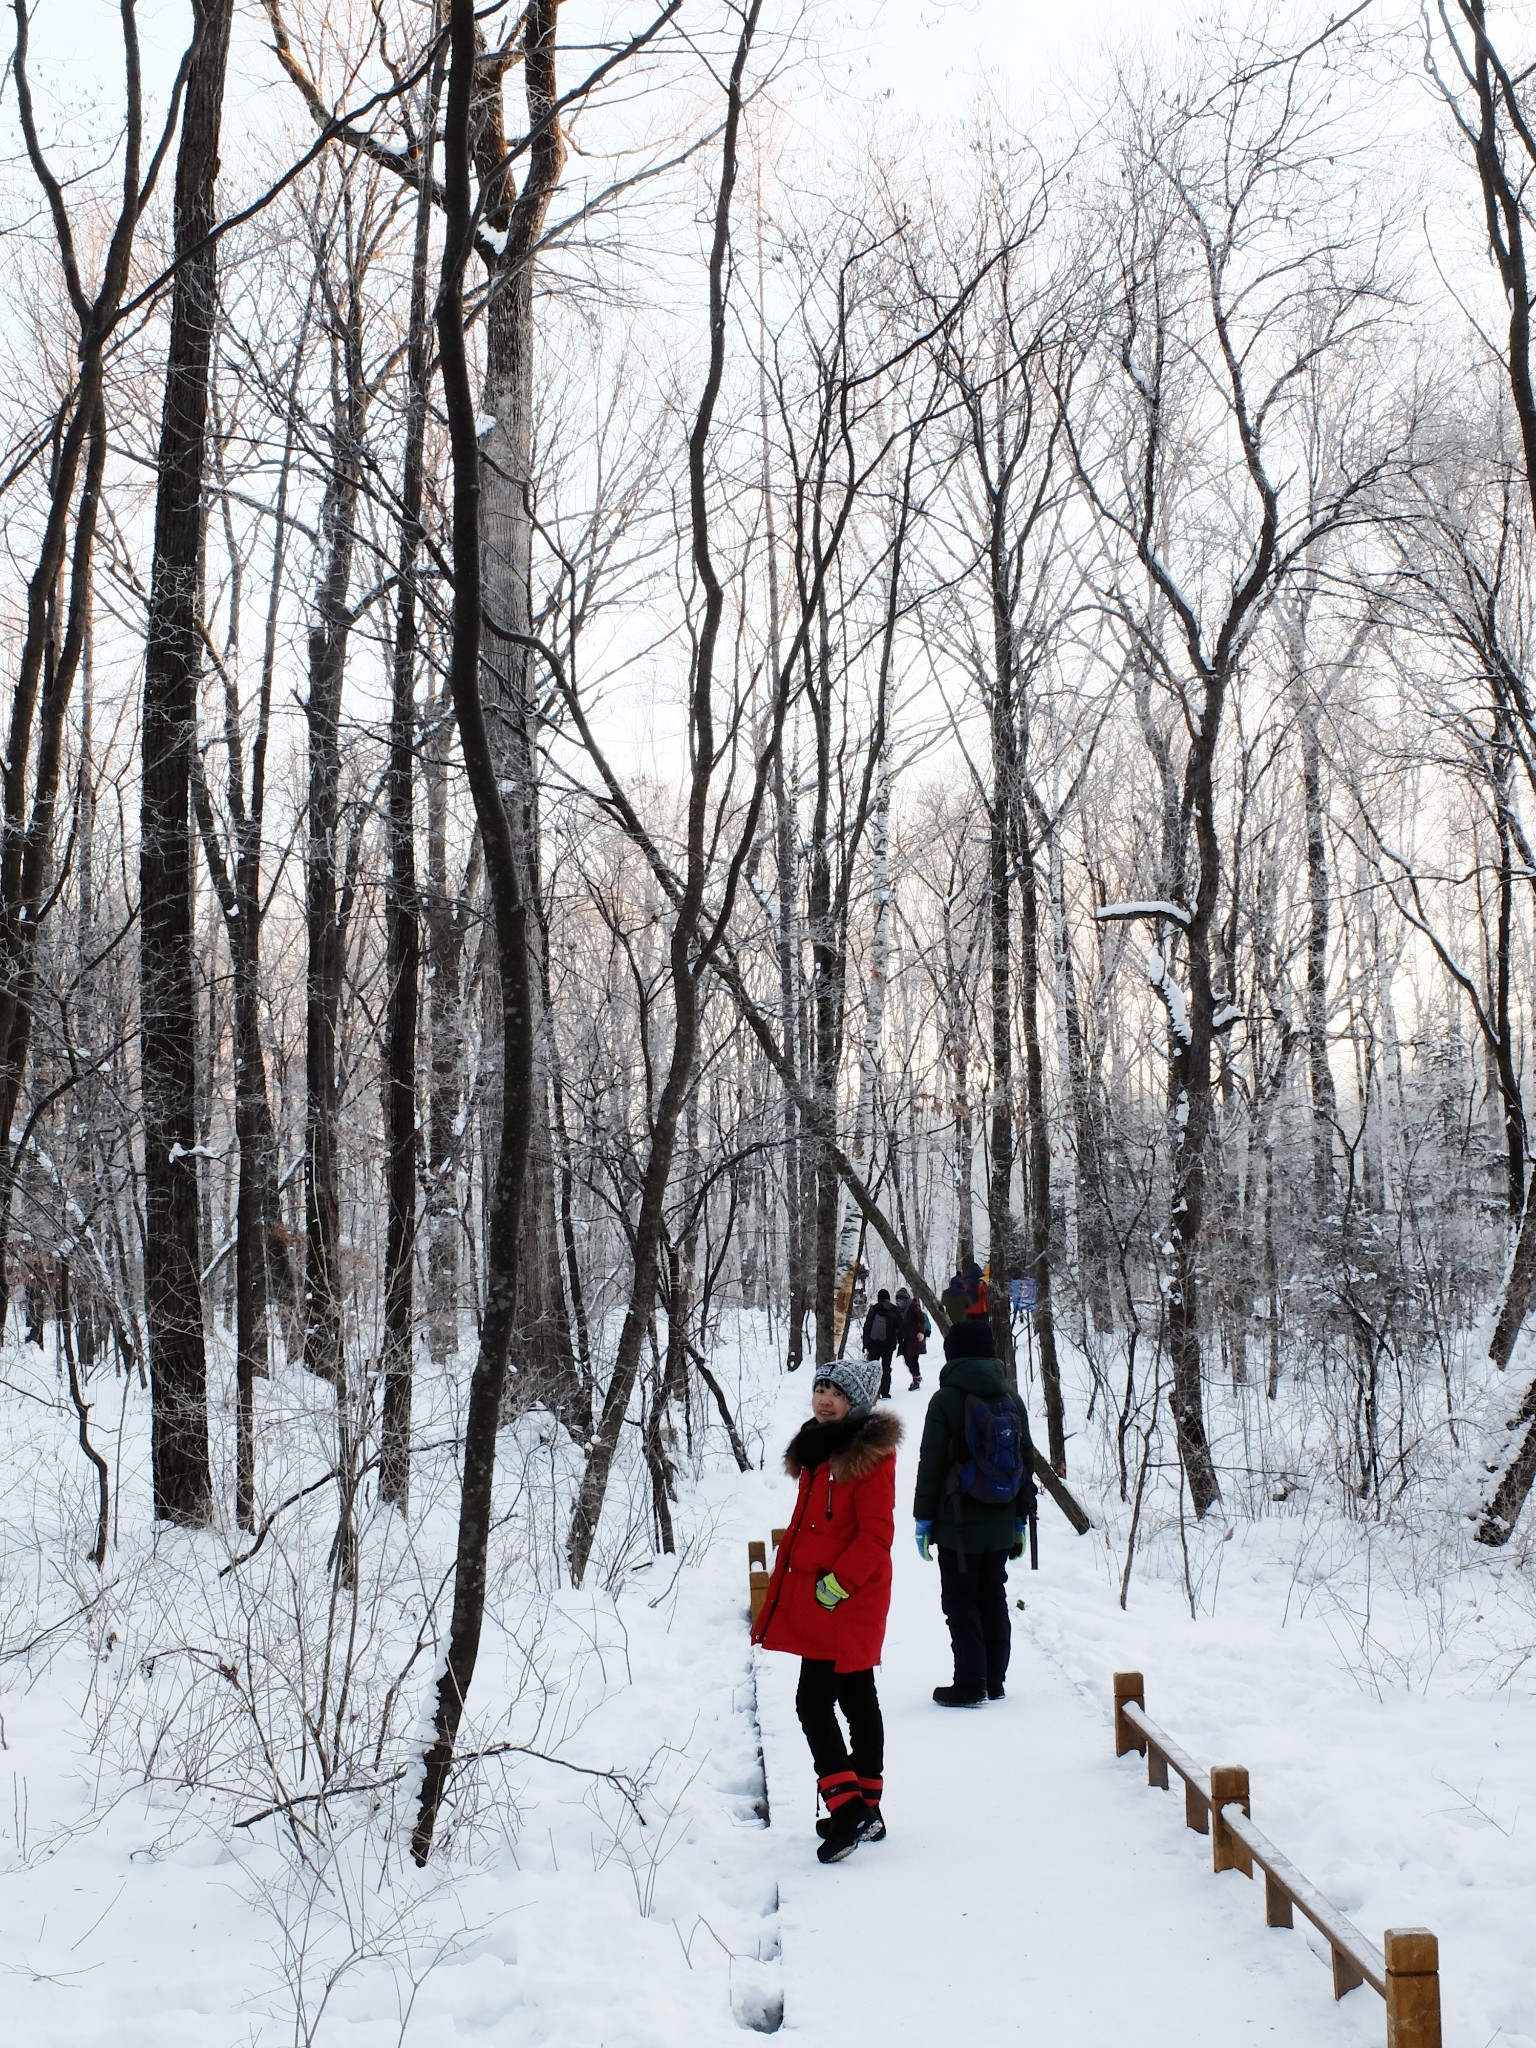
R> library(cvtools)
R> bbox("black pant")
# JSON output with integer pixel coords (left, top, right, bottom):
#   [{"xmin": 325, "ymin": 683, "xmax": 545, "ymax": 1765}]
[
  {"xmin": 795, "ymin": 1660, "xmax": 884, "ymax": 1782},
  {"xmin": 937, "ymin": 1545, "xmax": 1011, "ymax": 1692},
  {"xmin": 870, "ymin": 1345, "xmax": 897, "ymax": 1399}
]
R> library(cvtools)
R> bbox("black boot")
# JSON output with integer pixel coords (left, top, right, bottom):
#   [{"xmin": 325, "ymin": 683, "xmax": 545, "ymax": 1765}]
[
  {"xmin": 816, "ymin": 1798, "xmax": 877, "ymax": 1863},
  {"xmin": 932, "ymin": 1683, "xmax": 986, "ymax": 1708},
  {"xmin": 817, "ymin": 1804, "xmax": 885, "ymax": 1843}
]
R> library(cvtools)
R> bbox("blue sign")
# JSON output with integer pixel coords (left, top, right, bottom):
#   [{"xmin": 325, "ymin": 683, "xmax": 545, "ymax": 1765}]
[{"xmin": 1010, "ymin": 1277, "xmax": 1037, "ymax": 1314}]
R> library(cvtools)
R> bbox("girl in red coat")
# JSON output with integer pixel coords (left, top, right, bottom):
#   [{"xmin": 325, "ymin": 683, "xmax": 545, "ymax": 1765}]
[{"xmin": 751, "ymin": 1357, "xmax": 902, "ymax": 1863}]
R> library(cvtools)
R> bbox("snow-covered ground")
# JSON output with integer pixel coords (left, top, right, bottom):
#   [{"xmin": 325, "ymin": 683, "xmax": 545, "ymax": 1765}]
[{"xmin": 1, "ymin": 1319, "xmax": 1533, "ymax": 2044}]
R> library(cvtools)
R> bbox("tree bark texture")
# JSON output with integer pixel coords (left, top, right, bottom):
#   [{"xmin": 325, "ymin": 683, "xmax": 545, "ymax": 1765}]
[
  {"xmin": 472, "ymin": 7, "xmax": 583, "ymax": 1430},
  {"xmin": 140, "ymin": 0, "xmax": 233, "ymax": 1524}
]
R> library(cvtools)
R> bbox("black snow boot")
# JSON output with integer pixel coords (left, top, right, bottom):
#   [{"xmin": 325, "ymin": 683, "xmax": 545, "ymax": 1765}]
[
  {"xmin": 816, "ymin": 1798, "xmax": 877, "ymax": 1863},
  {"xmin": 987, "ymin": 1682, "xmax": 1006, "ymax": 1701},
  {"xmin": 932, "ymin": 1683, "xmax": 986, "ymax": 1708},
  {"xmin": 817, "ymin": 1804, "xmax": 885, "ymax": 1843}
]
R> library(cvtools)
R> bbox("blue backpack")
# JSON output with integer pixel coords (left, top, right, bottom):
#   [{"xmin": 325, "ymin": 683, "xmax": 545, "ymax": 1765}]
[{"xmin": 957, "ymin": 1394, "xmax": 1028, "ymax": 1504}]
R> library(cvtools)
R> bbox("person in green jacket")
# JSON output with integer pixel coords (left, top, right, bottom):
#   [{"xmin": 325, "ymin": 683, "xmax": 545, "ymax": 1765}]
[{"xmin": 912, "ymin": 1317, "xmax": 1037, "ymax": 1707}]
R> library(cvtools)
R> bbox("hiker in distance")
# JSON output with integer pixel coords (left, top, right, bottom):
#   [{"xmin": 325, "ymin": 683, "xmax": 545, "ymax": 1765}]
[
  {"xmin": 913, "ymin": 1318, "xmax": 1037, "ymax": 1708},
  {"xmin": 751, "ymin": 1358, "xmax": 901, "ymax": 1863},
  {"xmin": 861, "ymin": 1286, "xmax": 900, "ymax": 1401},
  {"xmin": 894, "ymin": 1285, "xmax": 929, "ymax": 1391}
]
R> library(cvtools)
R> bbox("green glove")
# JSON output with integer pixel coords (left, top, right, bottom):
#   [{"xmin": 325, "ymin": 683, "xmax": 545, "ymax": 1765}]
[{"xmin": 815, "ymin": 1572, "xmax": 850, "ymax": 1610}]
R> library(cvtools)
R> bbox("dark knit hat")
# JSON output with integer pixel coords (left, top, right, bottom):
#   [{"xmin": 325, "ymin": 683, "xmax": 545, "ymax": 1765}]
[
  {"xmin": 943, "ymin": 1317, "xmax": 997, "ymax": 1360},
  {"xmin": 811, "ymin": 1357, "xmax": 881, "ymax": 1415}
]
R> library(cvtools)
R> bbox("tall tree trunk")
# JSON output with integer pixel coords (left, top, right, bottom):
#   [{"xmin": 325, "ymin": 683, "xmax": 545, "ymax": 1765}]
[
  {"xmin": 1294, "ymin": 680, "xmax": 1338, "ymax": 1208},
  {"xmin": 423, "ymin": 709, "xmax": 469, "ymax": 1361},
  {"xmin": 381, "ymin": 81, "xmax": 440, "ymax": 1512},
  {"xmin": 1050, "ymin": 835, "xmax": 1112, "ymax": 1330},
  {"xmin": 1014, "ymin": 802, "xmax": 1066, "ymax": 1466},
  {"xmin": 774, "ymin": 738, "xmax": 808, "ymax": 1368},
  {"xmin": 1164, "ymin": 699, "xmax": 1224, "ymax": 1519},
  {"xmin": 139, "ymin": 0, "xmax": 233, "ymax": 1524},
  {"xmin": 412, "ymin": 0, "xmax": 543, "ymax": 1861},
  {"xmin": 471, "ymin": 8, "xmax": 582, "ymax": 1430},
  {"xmin": 303, "ymin": 255, "xmax": 366, "ymax": 1389},
  {"xmin": 832, "ymin": 758, "xmax": 890, "ymax": 1311},
  {"xmin": 985, "ymin": 527, "xmax": 1020, "ymax": 1381}
]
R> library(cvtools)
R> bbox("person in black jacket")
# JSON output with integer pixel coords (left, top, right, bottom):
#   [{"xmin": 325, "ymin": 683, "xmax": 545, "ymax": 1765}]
[
  {"xmin": 912, "ymin": 1318, "xmax": 1037, "ymax": 1707},
  {"xmin": 861, "ymin": 1288, "xmax": 899, "ymax": 1401},
  {"xmin": 894, "ymin": 1287, "xmax": 928, "ymax": 1390}
]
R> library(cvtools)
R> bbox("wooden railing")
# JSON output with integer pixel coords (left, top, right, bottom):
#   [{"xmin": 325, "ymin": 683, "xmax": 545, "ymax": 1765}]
[
  {"xmin": 748, "ymin": 1529, "xmax": 788, "ymax": 1626},
  {"xmin": 1112, "ymin": 1674, "xmax": 1441, "ymax": 2047}
]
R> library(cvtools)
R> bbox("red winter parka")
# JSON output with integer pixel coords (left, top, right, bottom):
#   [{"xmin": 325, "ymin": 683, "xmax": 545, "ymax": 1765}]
[{"xmin": 752, "ymin": 1409, "xmax": 902, "ymax": 1673}]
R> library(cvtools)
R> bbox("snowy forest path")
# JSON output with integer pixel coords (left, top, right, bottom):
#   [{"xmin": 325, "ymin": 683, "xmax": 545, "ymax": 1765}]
[{"xmin": 751, "ymin": 1375, "xmax": 1379, "ymax": 2047}]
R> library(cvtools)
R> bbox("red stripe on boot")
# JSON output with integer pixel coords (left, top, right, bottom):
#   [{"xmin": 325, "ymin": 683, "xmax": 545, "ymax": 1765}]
[
  {"xmin": 817, "ymin": 1771, "xmax": 860, "ymax": 1812},
  {"xmin": 857, "ymin": 1776, "xmax": 883, "ymax": 1804}
]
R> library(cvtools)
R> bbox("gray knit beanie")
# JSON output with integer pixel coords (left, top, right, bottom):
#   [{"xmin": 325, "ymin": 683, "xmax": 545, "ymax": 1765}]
[{"xmin": 811, "ymin": 1357, "xmax": 881, "ymax": 1416}]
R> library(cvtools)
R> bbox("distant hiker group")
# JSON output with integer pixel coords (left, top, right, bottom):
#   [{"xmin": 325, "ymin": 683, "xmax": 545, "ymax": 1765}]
[
  {"xmin": 859, "ymin": 1285, "xmax": 930, "ymax": 1397},
  {"xmin": 751, "ymin": 1298, "xmax": 1038, "ymax": 1864}
]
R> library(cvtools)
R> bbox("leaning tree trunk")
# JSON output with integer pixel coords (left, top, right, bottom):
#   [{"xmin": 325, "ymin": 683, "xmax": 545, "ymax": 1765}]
[{"xmin": 139, "ymin": 0, "xmax": 233, "ymax": 1524}]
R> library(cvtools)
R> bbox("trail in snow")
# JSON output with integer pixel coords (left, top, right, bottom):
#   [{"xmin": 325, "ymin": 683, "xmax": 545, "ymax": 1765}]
[{"xmin": 752, "ymin": 1373, "xmax": 1380, "ymax": 2047}]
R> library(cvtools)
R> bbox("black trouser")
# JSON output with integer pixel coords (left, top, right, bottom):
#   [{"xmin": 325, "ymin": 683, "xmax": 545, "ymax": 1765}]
[
  {"xmin": 871, "ymin": 1345, "xmax": 897, "ymax": 1399},
  {"xmin": 937, "ymin": 1545, "xmax": 1011, "ymax": 1693},
  {"xmin": 795, "ymin": 1660, "xmax": 884, "ymax": 1782}
]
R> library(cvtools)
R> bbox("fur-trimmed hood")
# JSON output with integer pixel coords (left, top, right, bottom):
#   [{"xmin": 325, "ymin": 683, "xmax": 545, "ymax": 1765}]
[{"xmin": 784, "ymin": 1406, "xmax": 903, "ymax": 1484}]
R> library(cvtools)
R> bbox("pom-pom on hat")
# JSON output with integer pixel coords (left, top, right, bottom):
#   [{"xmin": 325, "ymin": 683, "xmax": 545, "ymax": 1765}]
[{"xmin": 811, "ymin": 1357, "xmax": 882, "ymax": 1415}]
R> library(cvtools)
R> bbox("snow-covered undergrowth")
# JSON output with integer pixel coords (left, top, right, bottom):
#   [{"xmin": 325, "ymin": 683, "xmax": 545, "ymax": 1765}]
[
  {"xmin": 0, "ymin": 1324, "xmax": 783, "ymax": 2045},
  {"xmin": 2, "ymin": 1308, "xmax": 1534, "ymax": 2045}
]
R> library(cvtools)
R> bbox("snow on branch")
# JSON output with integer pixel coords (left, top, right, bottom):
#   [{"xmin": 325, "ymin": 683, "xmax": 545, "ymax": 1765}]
[
  {"xmin": 1096, "ymin": 899, "xmax": 1192, "ymax": 926},
  {"xmin": 1141, "ymin": 942, "xmax": 1191, "ymax": 1045}
]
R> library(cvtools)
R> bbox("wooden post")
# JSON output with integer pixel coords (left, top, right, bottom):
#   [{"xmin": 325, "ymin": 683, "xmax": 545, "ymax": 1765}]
[
  {"xmin": 771, "ymin": 1526, "xmax": 788, "ymax": 1548},
  {"xmin": 1210, "ymin": 1766, "xmax": 1252, "ymax": 1876},
  {"xmin": 1147, "ymin": 1740, "xmax": 1169, "ymax": 1790},
  {"xmin": 1184, "ymin": 1778, "xmax": 1209, "ymax": 1834},
  {"xmin": 1384, "ymin": 1929, "xmax": 1440, "ymax": 2047},
  {"xmin": 1332, "ymin": 1946, "xmax": 1365, "ymax": 1999},
  {"xmin": 747, "ymin": 1539, "xmax": 767, "ymax": 1571},
  {"xmin": 749, "ymin": 1568, "xmax": 770, "ymax": 1626},
  {"xmin": 1264, "ymin": 1870, "xmax": 1293, "ymax": 1929},
  {"xmin": 1113, "ymin": 1671, "xmax": 1145, "ymax": 1757}
]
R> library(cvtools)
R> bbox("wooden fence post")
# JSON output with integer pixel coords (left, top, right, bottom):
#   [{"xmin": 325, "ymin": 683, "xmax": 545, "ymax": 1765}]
[
  {"xmin": 748, "ymin": 1540, "xmax": 770, "ymax": 1627},
  {"xmin": 1384, "ymin": 1929, "xmax": 1440, "ymax": 2048},
  {"xmin": 1210, "ymin": 1766, "xmax": 1252, "ymax": 1876},
  {"xmin": 1113, "ymin": 1671, "xmax": 1145, "ymax": 1757},
  {"xmin": 771, "ymin": 1527, "xmax": 788, "ymax": 1548}
]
